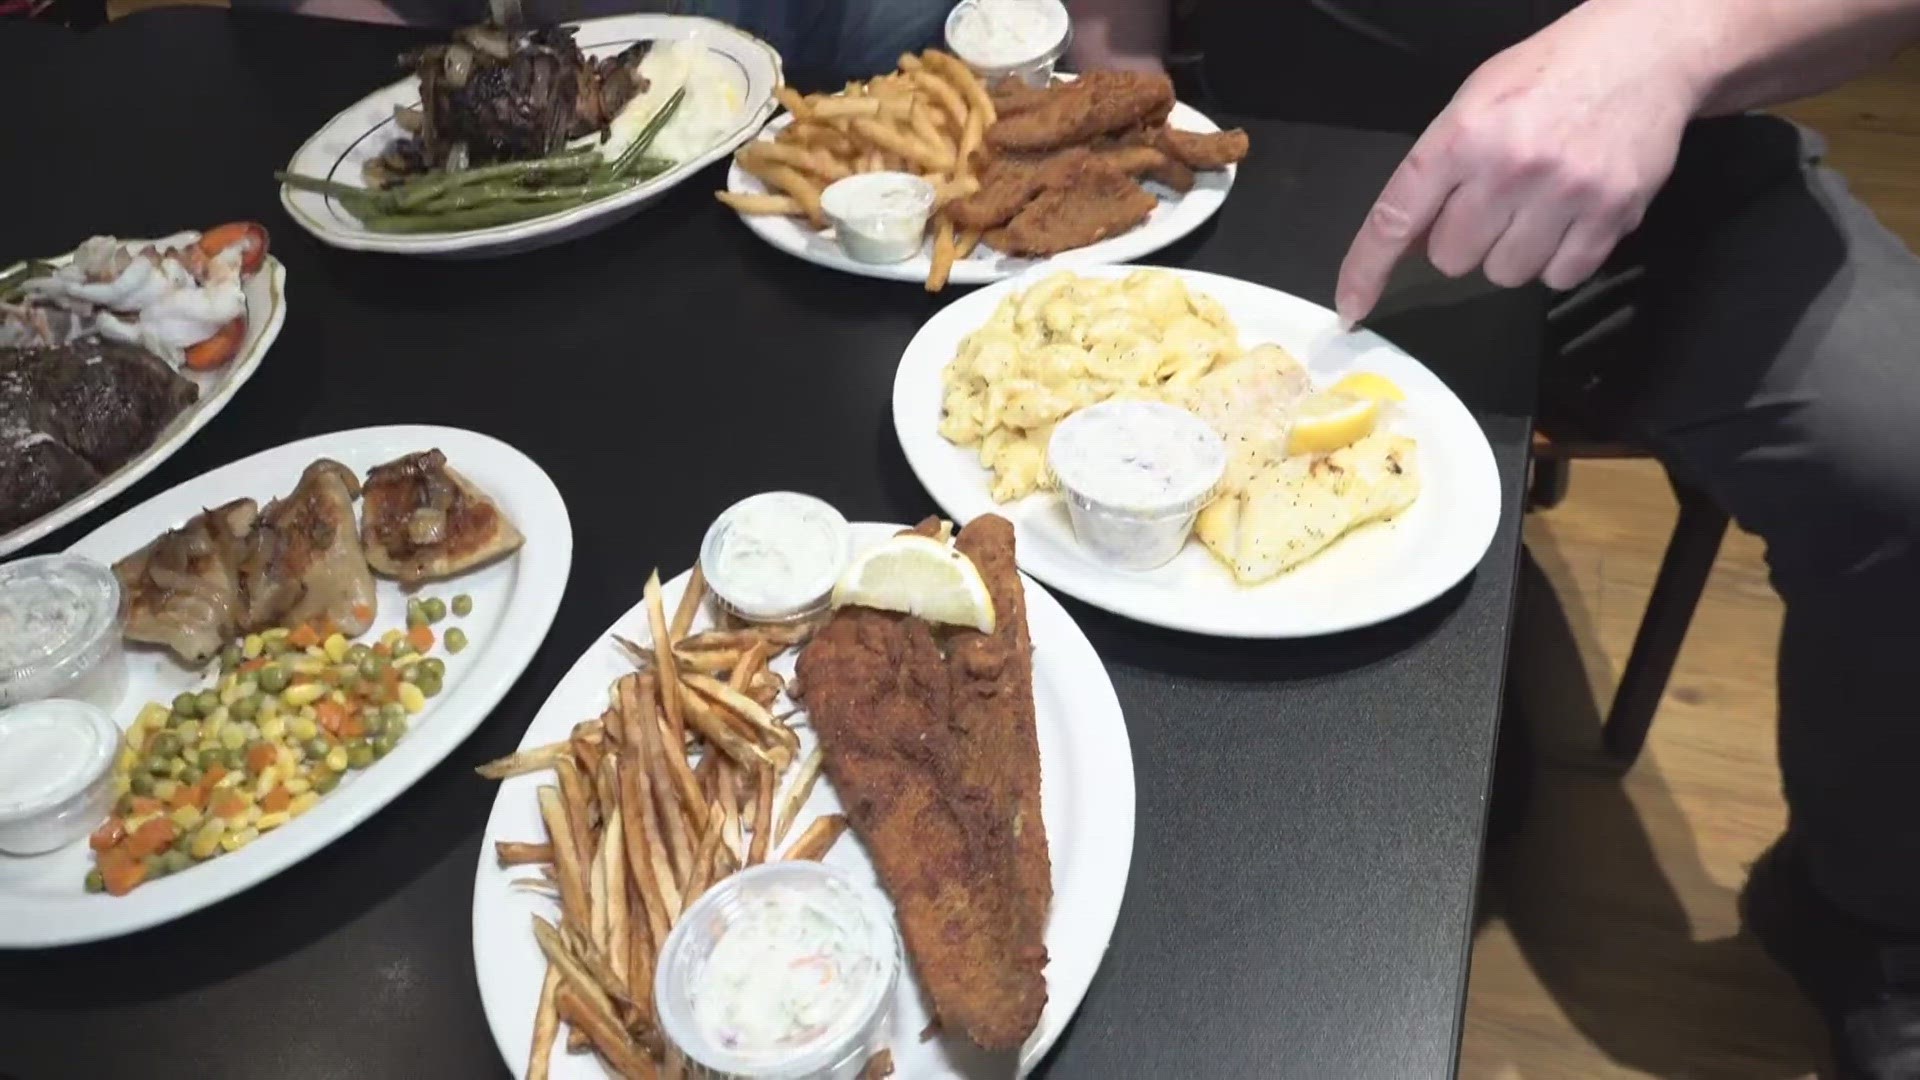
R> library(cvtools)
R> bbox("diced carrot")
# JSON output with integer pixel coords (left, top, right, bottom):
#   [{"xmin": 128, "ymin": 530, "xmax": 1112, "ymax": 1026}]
[
  {"xmin": 129, "ymin": 796, "xmax": 163, "ymax": 816},
  {"xmin": 315, "ymin": 699, "xmax": 347, "ymax": 736},
  {"xmin": 186, "ymin": 781, "xmax": 211, "ymax": 811},
  {"xmin": 261, "ymin": 786, "xmax": 292, "ymax": 813},
  {"xmin": 340, "ymin": 714, "xmax": 365, "ymax": 740},
  {"xmin": 407, "ymin": 625, "xmax": 435, "ymax": 653},
  {"xmin": 89, "ymin": 819, "xmax": 126, "ymax": 853},
  {"xmin": 240, "ymin": 657, "xmax": 269, "ymax": 673},
  {"xmin": 373, "ymin": 642, "xmax": 392, "ymax": 659},
  {"xmin": 382, "ymin": 668, "xmax": 400, "ymax": 696},
  {"xmin": 212, "ymin": 791, "xmax": 249, "ymax": 820},
  {"xmin": 165, "ymin": 784, "xmax": 195, "ymax": 810},
  {"xmin": 245, "ymin": 742, "xmax": 276, "ymax": 773},
  {"xmin": 351, "ymin": 602, "xmax": 374, "ymax": 626},
  {"xmin": 101, "ymin": 854, "xmax": 147, "ymax": 896},
  {"xmin": 288, "ymin": 625, "xmax": 321, "ymax": 650},
  {"xmin": 127, "ymin": 817, "xmax": 177, "ymax": 858},
  {"xmin": 203, "ymin": 765, "xmax": 228, "ymax": 786}
]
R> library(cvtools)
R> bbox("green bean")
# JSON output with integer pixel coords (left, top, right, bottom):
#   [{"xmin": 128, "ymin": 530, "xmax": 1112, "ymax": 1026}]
[
  {"xmin": 389, "ymin": 149, "xmax": 603, "ymax": 210},
  {"xmin": 452, "ymin": 595, "xmax": 473, "ymax": 617},
  {"xmin": 356, "ymin": 194, "xmax": 608, "ymax": 234},
  {"xmin": 273, "ymin": 171, "xmax": 399, "ymax": 213},
  {"xmin": 411, "ymin": 177, "xmax": 637, "ymax": 214},
  {"xmin": 612, "ymin": 87, "xmax": 686, "ymax": 178}
]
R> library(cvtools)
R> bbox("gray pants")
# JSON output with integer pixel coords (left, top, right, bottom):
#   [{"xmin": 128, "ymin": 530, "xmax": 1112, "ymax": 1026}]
[{"xmin": 1561, "ymin": 114, "xmax": 1920, "ymax": 930}]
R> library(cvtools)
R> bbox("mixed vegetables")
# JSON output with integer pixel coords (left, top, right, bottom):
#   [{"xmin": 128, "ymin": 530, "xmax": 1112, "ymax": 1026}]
[{"xmin": 84, "ymin": 594, "xmax": 475, "ymax": 896}]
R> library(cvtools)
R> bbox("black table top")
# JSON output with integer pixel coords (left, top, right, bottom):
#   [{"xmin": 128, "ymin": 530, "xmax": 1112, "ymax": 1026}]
[{"xmin": 0, "ymin": 10, "xmax": 1539, "ymax": 1079}]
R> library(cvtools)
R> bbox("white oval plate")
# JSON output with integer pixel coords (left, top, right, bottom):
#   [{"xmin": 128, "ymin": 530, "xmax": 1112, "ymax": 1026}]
[
  {"xmin": 474, "ymin": 522, "xmax": 1134, "ymax": 1078},
  {"xmin": 0, "ymin": 425, "xmax": 571, "ymax": 948},
  {"xmin": 0, "ymin": 236, "xmax": 289, "ymax": 558},
  {"xmin": 279, "ymin": 15, "xmax": 782, "ymax": 258},
  {"xmin": 894, "ymin": 265, "xmax": 1502, "ymax": 638},
  {"xmin": 724, "ymin": 87, "xmax": 1235, "ymax": 285}
]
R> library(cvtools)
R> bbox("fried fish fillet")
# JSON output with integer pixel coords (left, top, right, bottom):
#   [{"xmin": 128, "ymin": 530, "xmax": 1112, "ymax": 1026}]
[
  {"xmin": 1154, "ymin": 126, "xmax": 1251, "ymax": 170},
  {"xmin": 795, "ymin": 514, "xmax": 1050, "ymax": 1051},
  {"xmin": 983, "ymin": 161, "xmax": 1159, "ymax": 257},
  {"xmin": 985, "ymin": 71, "xmax": 1176, "ymax": 153}
]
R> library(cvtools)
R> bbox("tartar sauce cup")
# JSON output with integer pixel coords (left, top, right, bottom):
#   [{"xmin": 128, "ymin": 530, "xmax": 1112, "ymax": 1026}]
[
  {"xmin": 0, "ymin": 698, "xmax": 122, "ymax": 856},
  {"xmin": 819, "ymin": 173, "xmax": 936, "ymax": 265},
  {"xmin": 0, "ymin": 553, "xmax": 126, "ymax": 713},
  {"xmin": 700, "ymin": 492, "xmax": 855, "ymax": 624},
  {"xmin": 656, "ymin": 861, "xmax": 902, "ymax": 1080},
  {"xmin": 944, "ymin": 0, "xmax": 1072, "ymax": 87},
  {"xmin": 1048, "ymin": 400, "xmax": 1228, "ymax": 571}
]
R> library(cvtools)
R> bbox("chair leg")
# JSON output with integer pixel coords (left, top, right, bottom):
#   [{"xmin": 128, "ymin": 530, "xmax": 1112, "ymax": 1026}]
[
  {"xmin": 1602, "ymin": 480, "xmax": 1730, "ymax": 768},
  {"xmin": 1529, "ymin": 456, "xmax": 1573, "ymax": 509}
]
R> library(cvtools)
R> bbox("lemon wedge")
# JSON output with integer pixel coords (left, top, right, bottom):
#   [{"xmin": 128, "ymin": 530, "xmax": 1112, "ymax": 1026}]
[
  {"xmin": 1286, "ymin": 391, "xmax": 1380, "ymax": 455},
  {"xmin": 831, "ymin": 534, "xmax": 997, "ymax": 633},
  {"xmin": 1328, "ymin": 372, "xmax": 1406, "ymax": 402}
]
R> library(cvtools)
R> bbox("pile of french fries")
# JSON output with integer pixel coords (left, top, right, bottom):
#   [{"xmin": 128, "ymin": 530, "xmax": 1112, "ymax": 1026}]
[
  {"xmin": 717, "ymin": 50, "xmax": 998, "ymax": 293},
  {"xmin": 479, "ymin": 567, "xmax": 865, "ymax": 1080}
]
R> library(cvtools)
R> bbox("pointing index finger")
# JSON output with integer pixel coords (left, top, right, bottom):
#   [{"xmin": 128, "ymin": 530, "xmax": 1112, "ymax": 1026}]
[{"xmin": 1336, "ymin": 127, "xmax": 1462, "ymax": 327}]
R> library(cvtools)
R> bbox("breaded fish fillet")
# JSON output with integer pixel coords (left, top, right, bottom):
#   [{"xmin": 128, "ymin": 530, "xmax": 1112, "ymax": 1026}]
[
  {"xmin": 795, "ymin": 515, "xmax": 1050, "ymax": 1051},
  {"xmin": 985, "ymin": 71, "xmax": 1176, "ymax": 153},
  {"xmin": 984, "ymin": 161, "xmax": 1159, "ymax": 257}
]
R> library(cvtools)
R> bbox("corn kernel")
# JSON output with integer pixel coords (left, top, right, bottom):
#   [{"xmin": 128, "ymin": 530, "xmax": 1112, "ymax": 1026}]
[
  {"xmin": 204, "ymin": 704, "xmax": 230, "ymax": 730},
  {"xmin": 175, "ymin": 719, "xmax": 201, "ymax": 746},
  {"xmin": 392, "ymin": 654, "xmax": 422, "ymax": 671},
  {"xmin": 242, "ymin": 634, "xmax": 264, "ymax": 659},
  {"xmin": 166, "ymin": 758, "xmax": 187, "ymax": 779},
  {"xmin": 220, "ymin": 827, "xmax": 259, "ymax": 853},
  {"xmin": 283, "ymin": 777, "xmax": 312, "ymax": 796},
  {"xmin": 138, "ymin": 702, "xmax": 170, "ymax": 728},
  {"xmin": 322, "ymin": 633, "xmax": 350, "ymax": 663},
  {"xmin": 254, "ymin": 772, "xmax": 276, "ymax": 800},
  {"xmin": 381, "ymin": 629, "xmax": 404, "ymax": 648},
  {"xmin": 214, "ymin": 771, "xmax": 244, "ymax": 790},
  {"xmin": 170, "ymin": 805, "xmax": 203, "ymax": 830},
  {"xmin": 260, "ymin": 715, "xmax": 286, "ymax": 742},
  {"xmin": 111, "ymin": 774, "xmax": 132, "ymax": 798},
  {"xmin": 243, "ymin": 804, "xmax": 262, "ymax": 826},
  {"xmin": 220, "ymin": 726, "xmax": 246, "ymax": 751},
  {"xmin": 325, "ymin": 746, "xmax": 350, "ymax": 772},
  {"xmin": 152, "ymin": 779, "xmax": 180, "ymax": 802},
  {"xmin": 282, "ymin": 683, "xmax": 326, "ymax": 708},
  {"xmin": 256, "ymin": 811, "xmax": 291, "ymax": 832},
  {"xmin": 261, "ymin": 627, "xmax": 289, "ymax": 643},
  {"xmin": 275, "ymin": 745, "xmax": 296, "ymax": 769},
  {"xmin": 191, "ymin": 821, "xmax": 226, "ymax": 859},
  {"xmin": 117, "ymin": 747, "xmax": 139, "ymax": 772},
  {"xmin": 123, "ymin": 728, "xmax": 145, "ymax": 752},
  {"xmin": 291, "ymin": 658, "xmax": 327, "ymax": 678},
  {"xmin": 219, "ymin": 673, "xmax": 239, "ymax": 698},
  {"xmin": 290, "ymin": 716, "xmax": 319, "ymax": 742},
  {"xmin": 288, "ymin": 792, "xmax": 320, "ymax": 817},
  {"xmin": 124, "ymin": 812, "xmax": 157, "ymax": 834},
  {"xmin": 397, "ymin": 683, "xmax": 426, "ymax": 715},
  {"xmin": 329, "ymin": 690, "xmax": 347, "ymax": 707}
]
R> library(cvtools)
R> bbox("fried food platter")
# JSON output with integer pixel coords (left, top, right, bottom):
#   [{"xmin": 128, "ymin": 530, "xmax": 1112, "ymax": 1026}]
[{"xmin": 472, "ymin": 522, "xmax": 1134, "ymax": 1078}]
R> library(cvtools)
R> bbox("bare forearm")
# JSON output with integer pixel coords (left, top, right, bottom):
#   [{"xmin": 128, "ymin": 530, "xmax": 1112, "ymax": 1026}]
[
  {"xmin": 1593, "ymin": 0, "xmax": 1920, "ymax": 115},
  {"xmin": 1066, "ymin": 0, "xmax": 1169, "ymax": 72}
]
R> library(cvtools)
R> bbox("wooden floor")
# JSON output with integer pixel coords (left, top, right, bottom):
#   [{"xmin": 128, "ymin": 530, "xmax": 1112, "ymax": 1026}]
[{"xmin": 1459, "ymin": 51, "xmax": 1920, "ymax": 1080}]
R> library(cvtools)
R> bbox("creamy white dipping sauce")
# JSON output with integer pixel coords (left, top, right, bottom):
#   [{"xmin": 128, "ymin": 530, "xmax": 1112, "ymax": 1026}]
[
  {"xmin": 946, "ymin": 0, "xmax": 1071, "ymax": 69},
  {"xmin": 701, "ymin": 492, "xmax": 854, "ymax": 621},
  {"xmin": 0, "ymin": 554, "xmax": 125, "ymax": 711},
  {"xmin": 820, "ymin": 172, "xmax": 936, "ymax": 265},
  {"xmin": 0, "ymin": 698, "xmax": 121, "ymax": 855},
  {"xmin": 1049, "ymin": 401, "xmax": 1227, "ymax": 571}
]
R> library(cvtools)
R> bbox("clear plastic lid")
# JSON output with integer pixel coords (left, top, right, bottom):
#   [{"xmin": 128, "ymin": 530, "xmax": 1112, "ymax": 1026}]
[
  {"xmin": 0, "ymin": 697, "xmax": 120, "ymax": 824},
  {"xmin": 656, "ymin": 861, "xmax": 901, "ymax": 1079},
  {"xmin": 0, "ymin": 554, "xmax": 123, "ymax": 710},
  {"xmin": 944, "ymin": 0, "xmax": 1072, "ymax": 76},
  {"xmin": 700, "ymin": 493, "xmax": 854, "ymax": 624}
]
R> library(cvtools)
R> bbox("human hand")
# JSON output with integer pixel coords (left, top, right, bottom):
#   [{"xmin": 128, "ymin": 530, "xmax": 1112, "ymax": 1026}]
[{"xmin": 1334, "ymin": 0, "xmax": 1702, "ymax": 326}]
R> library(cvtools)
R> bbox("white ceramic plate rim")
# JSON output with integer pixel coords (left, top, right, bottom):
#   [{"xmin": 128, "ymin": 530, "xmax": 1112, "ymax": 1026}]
[
  {"xmin": 724, "ymin": 79, "xmax": 1235, "ymax": 284},
  {"xmin": 0, "ymin": 240, "xmax": 289, "ymax": 558},
  {"xmin": 892, "ymin": 264, "xmax": 1503, "ymax": 638},
  {"xmin": 279, "ymin": 14, "xmax": 783, "ymax": 255},
  {"xmin": 471, "ymin": 523, "xmax": 1135, "ymax": 1078},
  {"xmin": 0, "ymin": 425, "xmax": 572, "ymax": 948}
]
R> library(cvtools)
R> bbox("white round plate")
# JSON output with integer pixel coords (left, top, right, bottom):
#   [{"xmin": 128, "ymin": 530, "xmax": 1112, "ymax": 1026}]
[
  {"xmin": 0, "ymin": 236, "xmax": 289, "ymax": 558},
  {"xmin": 0, "ymin": 425, "xmax": 571, "ymax": 948},
  {"xmin": 279, "ymin": 15, "xmax": 782, "ymax": 258},
  {"xmin": 724, "ymin": 86, "xmax": 1234, "ymax": 285},
  {"xmin": 893, "ymin": 265, "xmax": 1503, "ymax": 638},
  {"xmin": 473, "ymin": 522, "xmax": 1134, "ymax": 1078}
]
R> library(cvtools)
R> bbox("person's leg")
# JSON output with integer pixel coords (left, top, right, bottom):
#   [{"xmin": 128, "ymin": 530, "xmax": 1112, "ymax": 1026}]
[{"xmin": 1568, "ymin": 113, "xmax": 1920, "ymax": 1077}]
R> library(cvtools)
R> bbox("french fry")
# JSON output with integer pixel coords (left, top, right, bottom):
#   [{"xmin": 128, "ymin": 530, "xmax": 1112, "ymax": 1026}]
[
  {"xmin": 909, "ymin": 102, "xmax": 957, "ymax": 164},
  {"xmin": 556, "ymin": 983, "xmax": 659, "ymax": 1080},
  {"xmin": 957, "ymin": 103, "xmax": 986, "ymax": 178},
  {"xmin": 774, "ymin": 746, "xmax": 826, "ymax": 846},
  {"xmin": 651, "ymin": 740, "xmax": 696, "ymax": 889},
  {"xmin": 909, "ymin": 68, "xmax": 969, "ymax": 137},
  {"xmin": 851, "ymin": 117, "xmax": 953, "ymax": 173},
  {"xmin": 749, "ymin": 765, "xmax": 776, "ymax": 866},
  {"xmin": 775, "ymin": 85, "xmax": 810, "ymax": 120},
  {"xmin": 956, "ymin": 227, "xmax": 982, "ymax": 259},
  {"xmin": 811, "ymin": 95, "xmax": 884, "ymax": 120},
  {"xmin": 679, "ymin": 629, "xmax": 765, "ymax": 653},
  {"xmin": 622, "ymin": 749, "xmax": 683, "ymax": 927},
  {"xmin": 600, "ymin": 764, "xmax": 631, "ymax": 985},
  {"xmin": 933, "ymin": 175, "xmax": 980, "ymax": 207},
  {"xmin": 784, "ymin": 814, "xmax": 850, "ymax": 862},
  {"xmin": 715, "ymin": 190, "xmax": 804, "ymax": 216},
  {"xmin": 589, "ymin": 831, "xmax": 610, "ymax": 954},
  {"xmin": 683, "ymin": 688, "xmax": 778, "ymax": 770},
  {"xmin": 717, "ymin": 763, "xmax": 747, "ymax": 867},
  {"xmin": 628, "ymin": 674, "xmax": 709, "ymax": 833},
  {"xmin": 670, "ymin": 564, "xmax": 707, "ymax": 643},
  {"xmin": 683, "ymin": 672, "xmax": 791, "ymax": 746},
  {"xmin": 529, "ymin": 965, "xmax": 562, "ymax": 1080},
  {"xmin": 555, "ymin": 758, "xmax": 597, "ymax": 865},
  {"xmin": 644, "ymin": 573, "xmax": 688, "ymax": 746},
  {"xmin": 475, "ymin": 741, "xmax": 571, "ymax": 780},
  {"xmin": 681, "ymin": 802, "xmax": 727, "ymax": 908},
  {"xmin": 924, "ymin": 49, "xmax": 995, "ymax": 126},
  {"xmin": 532, "ymin": 915, "xmax": 617, "ymax": 1020},
  {"xmin": 728, "ymin": 637, "xmax": 772, "ymax": 695},
  {"xmin": 538, "ymin": 787, "xmax": 592, "ymax": 935},
  {"xmin": 628, "ymin": 916, "xmax": 656, "ymax": 1031},
  {"xmin": 496, "ymin": 840, "xmax": 553, "ymax": 867},
  {"xmin": 742, "ymin": 141, "xmax": 851, "ymax": 183}
]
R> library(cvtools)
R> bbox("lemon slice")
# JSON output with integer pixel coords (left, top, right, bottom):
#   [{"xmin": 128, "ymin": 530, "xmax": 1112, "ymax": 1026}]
[
  {"xmin": 1328, "ymin": 372, "xmax": 1406, "ymax": 402},
  {"xmin": 1286, "ymin": 391, "xmax": 1380, "ymax": 455},
  {"xmin": 831, "ymin": 534, "xmax": 997, "ymax": 633}
]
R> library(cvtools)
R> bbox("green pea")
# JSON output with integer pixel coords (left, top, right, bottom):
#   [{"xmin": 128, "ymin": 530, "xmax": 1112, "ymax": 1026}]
[
  {"xmin": 420, "ymin": 658, "xmax": 446, "ymax": 681},
  {"xmin": 400, "ymin": 664, "xmax": 421, "ymax": 685},
  {"xmin": 172, "ymin": 692, "xmax": 200, "ymax": 719},
  {"xmin": 444, "ymin": 627, "xmax": 468, "ymax": 654},
  {"xmin": 372, "ymin": 733, "xmax": 397, "ymax": 759},
  {"xmin": 224, "ymin": 747, "xmax": 248, "ymax": 772},
  {"xmin": 162, "ymin": 850, "xmax": 192, "ymax": 875},
  {"xmin": 347, "ymin": 741, "xmax": 375, "ymax": 770},
  {"xmin": 304, "ymin": 737, "xmax": 331, "ymax": 762},
  {"xmin": 220, "ymin": 644, "xmax": 242, "ymax": 673},
  {"xmin": 361, "ymin": 711, "xmax": 386, "ymax": 738},
  {"xmin": 406, "ymin": 599, "xmax": 428, "ymax": 627},
  {"xmin": 130, "ymin": 771, "xmax": 156, "ymax": 797},
  {"xmin": 257, "ymin": 664, "xmax": 289, "ymax": 693},
  {"xmin": 392, "ymin": 639, "xmax": 417, "ymax": 659},
  {"xmin": 143, "ymin": 854, "xmax": 168, "ymax": 879},
  {"xmin": 417, "ymin": 673, "xmax": 443, "ymax": 699},
  {"xmin": 174, "ymin": 719, "xmax": 201, "ymax": 745},
  {"xmin": 424, "ymin": 597, "xmax": 447, "ymax": 623},
  {"xmin": 359, "ymin": 654, "xmax": 387, "ymax": 681},
  {"xmin": 346, "ymin": 643, "xmax": 373, "ymax": 664},
  {"xmin": 336, "ymin": 667, "xmax": 362, "ymax": 690},
  {"xmin": 452, "ymin": 594, "xmax": 473, "ymax": 618},
  {"xmin": 313, "ymin": 769, "xmax": 341, "ymax": 794},
  {"xmin": 381, "ymin": 701, "xmax": 407, "ymax": 726},
  {"xmin": 230, "ymin": 694, "xmax": 259, "ymax": 722},
  {"xmin": 171, "ymin": 831, "xmax": 193, "ymax": 854},
  {"xmin": 179, "ymin": 765, "xmax": 202, "ymax": 786},
  {"xmin": 195, "ymin": 690, "xmax": 220, "ymax": 716},
  {"xmin": 84, "ymin": 868, "xmax": 105, "ymax": 893},
  {"xmin": 145, "ymin": 755, "xmax": 172, "ymax": 776},
  {"xmin": 148, "ymin": 732, "xmax": 180, "ymax": 758},
  {"xmin": 386, "ymin": 716, "xmax": 409, "ymax": 741}
]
